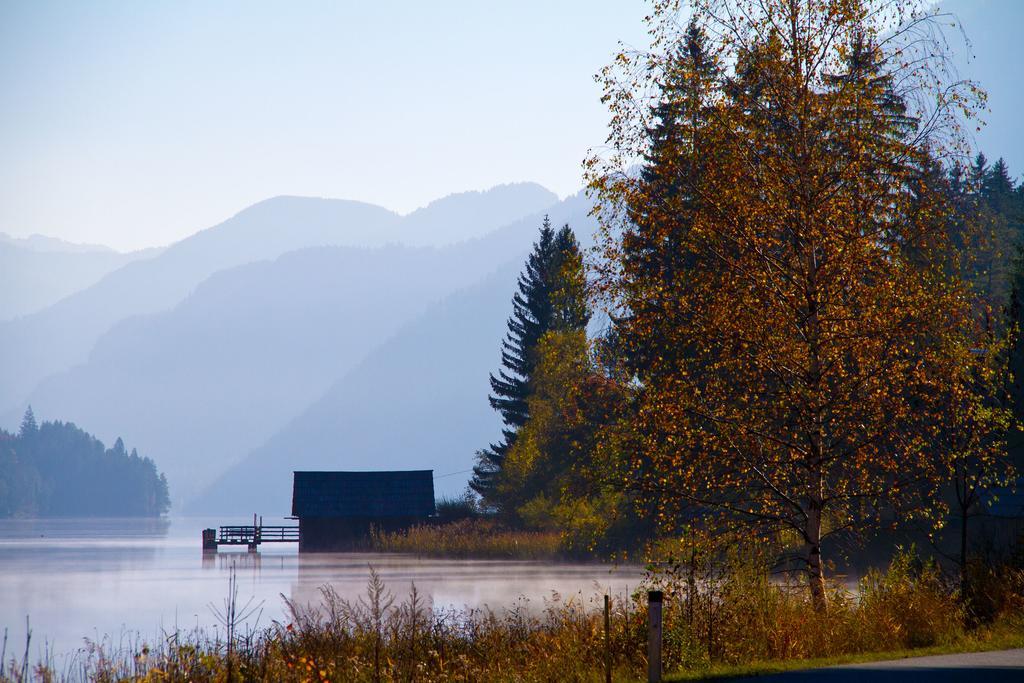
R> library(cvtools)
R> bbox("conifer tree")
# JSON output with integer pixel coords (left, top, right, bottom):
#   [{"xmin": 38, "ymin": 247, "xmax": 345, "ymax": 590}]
[
  {"xmin": 19, "ymin": 405, "xmax": 37, "ymax": 438},
  {"xmin": 0, "ymin": 418, "xmax": 170, "ymax": 517},
  {"xmin": 551, "ymin": 226, "xmax": 590, "ymax": 332},
  {"xmin": 495, "ymin": 226, "xmax": 594, "ymax": 522},
  {"xmin": 471, "ymin": 220, "xmax": 558, "ymax": 499},
  {"xmin": 471, "ymin": 218, "xmax": 590, "ymax": 505}
]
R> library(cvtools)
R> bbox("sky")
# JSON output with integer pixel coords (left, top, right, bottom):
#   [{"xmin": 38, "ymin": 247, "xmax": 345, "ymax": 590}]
[
  {"xmin": 0, "ymin": 1, "xmax": 649, "ymax": 251},
  {"xmin": 1, "ymin": 1, "xmax": 1019, "ymax": 252}
]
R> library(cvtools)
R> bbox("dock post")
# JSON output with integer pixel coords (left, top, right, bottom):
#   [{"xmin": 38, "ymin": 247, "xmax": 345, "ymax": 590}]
[
  {"xmin": 248, "ymin": 513, "xmax": 259, "ymax": 552},
  {"xmin": 604, "ymin": 594, "xmax": 612, "ymax": 683},
  {"xmin": 202, "ymin": 528, "xmax": 217, "ymax": 552},
  {"xmin": 647, "ymin": 590, "xmax": 663, "ymax": 683}
]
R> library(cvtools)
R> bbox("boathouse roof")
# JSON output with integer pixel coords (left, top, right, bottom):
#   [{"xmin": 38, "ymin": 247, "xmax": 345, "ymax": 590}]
[
  {"xmin": 291, "ymin": 470, "xmax": 435, "ymax": 518},
  {"xmin": 983, "ymin": 483, "xmax": 1024, "ymax": 519}
]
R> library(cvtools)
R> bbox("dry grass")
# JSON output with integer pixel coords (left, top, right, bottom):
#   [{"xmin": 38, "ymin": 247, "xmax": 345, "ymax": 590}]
[{"xmin": 371, "ymin": 518, "xmax": 565, "ymax": 560}]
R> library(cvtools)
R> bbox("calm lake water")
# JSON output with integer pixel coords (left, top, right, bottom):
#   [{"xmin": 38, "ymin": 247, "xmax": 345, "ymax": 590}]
[{"xmin": 0, "ymin": 517, "xmax": 642, "ymax": 665}]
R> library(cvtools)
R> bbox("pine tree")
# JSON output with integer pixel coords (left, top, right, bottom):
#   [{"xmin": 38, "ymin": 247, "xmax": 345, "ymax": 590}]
[
  {"xmin": 613, "ymin": 21, "xmax": 716, "ymax": 378},
  {"xmin": 551, "ymin": 226, "xmax": 590, "ymax": 332},
  {"xmin": 471, "ymin": 220, "xmax": 557, "ymax": 500},
  {"xmin": 19, "ymin": 405, "xmax": 37, "ymax": 438},
  {"xmin": 493, "ymin": 229, "xmax": 594, "ymax": 525},
  {"xmin": 471, "ymin": 219, "xmax": 590, "ymax": 505},
  {"xmin": 985, "ymin": 158, "xmax": 1015, "ymax": 203}
]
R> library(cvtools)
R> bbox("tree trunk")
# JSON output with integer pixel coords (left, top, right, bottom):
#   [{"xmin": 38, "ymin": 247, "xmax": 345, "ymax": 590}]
[
  {"xmin": 960, "ymin": 495, "xmax": 970, "ymax": 601},
  {"xmin": 687, "ymin": 547, "xmax": 697, "ymax": 627},
  {"xmin": 807, "ymin": 505, "xmax": 828, "ymax": 612}
]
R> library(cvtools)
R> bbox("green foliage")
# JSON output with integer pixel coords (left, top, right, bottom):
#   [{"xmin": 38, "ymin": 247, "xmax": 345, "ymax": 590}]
[
  {"xmin": 471, "ymin": 219, "xmax": 590, "ymax": 507},
  {"xmin": 0, "ymin": 409, "xmax": 170, "ymax": 517},
  {"xmin": 496, "ymin": 329, "xmax": 591, "ymax": 520},
  {"xmin": 433, "ymin": 492, "xmax": 479, "ymax": 522}
]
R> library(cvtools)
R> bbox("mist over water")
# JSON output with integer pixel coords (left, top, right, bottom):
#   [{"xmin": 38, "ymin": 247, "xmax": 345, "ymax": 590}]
[{"xmin": 0, "ymin": 518, "xmax": 642, "ymax": 664}]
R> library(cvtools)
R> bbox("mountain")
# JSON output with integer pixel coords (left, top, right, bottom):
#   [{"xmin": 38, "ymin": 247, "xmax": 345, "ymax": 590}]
[
  {"xmin": 400, "ymin": 183, "xmax": 558, "ymax": 246},
  {"xmin": 187, "ymin": 192, "xmax": 596, "ymax": 513},
  {"xmin": 20, "ymin": 241, "xmax": 503, "ymax": 501},
  {"xmin": 0, "ymin": 239, "xmax": 157, "ymax": 322},
  {"xmin": 0, "ymin": 232, "xmax": 119, "ymax": 254},
  {"xmin": 187, "ymin": 265, "xmax": 517, "ymax": 514},
  {"xmin": 0, "ymin": 184, "xmax": 558, "ymax": 416},
  {"xmin": 7, "ymin": 188, "xmax": 575, "ymax": 504}
]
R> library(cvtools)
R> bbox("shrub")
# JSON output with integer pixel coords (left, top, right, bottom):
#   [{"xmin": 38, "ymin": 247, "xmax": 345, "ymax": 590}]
[{"xmin": 855, "ymin": 548, "xmax": 963, "ymax": 649}]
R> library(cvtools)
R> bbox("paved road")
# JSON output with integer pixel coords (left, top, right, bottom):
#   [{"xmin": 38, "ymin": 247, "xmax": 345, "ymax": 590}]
[{"xmin": 720, "ymin": 648, "xmax": 1024, "ymax": 682}]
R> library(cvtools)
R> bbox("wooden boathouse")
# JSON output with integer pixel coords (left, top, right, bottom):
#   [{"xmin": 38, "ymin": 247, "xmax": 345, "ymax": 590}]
[{"xmin": 291, "ymin": 470, "xmax": 435, "ymax": 551}]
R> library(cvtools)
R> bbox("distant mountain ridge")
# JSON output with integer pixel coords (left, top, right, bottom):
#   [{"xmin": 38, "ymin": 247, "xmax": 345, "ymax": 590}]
[
  {"xmin": 0, "ymin": 183, "xmax": 558, "ymax": 419},
  {"xmin": 0, "ymin": 241, "xmax": 160, "ymax": 322},
  {"xmin": 186, "ymin": 191, "xmax": 596, "ymax": 513},
  {"xmin": 0, "ymin": 232, "xmax": 119, "ymax": 254},
  {"xmin": 1, "ymin": 183, "xmax": 572, "ymax": 505}
]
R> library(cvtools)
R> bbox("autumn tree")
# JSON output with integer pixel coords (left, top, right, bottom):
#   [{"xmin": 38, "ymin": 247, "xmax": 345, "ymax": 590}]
[{"xmin": 588, "ymin": 0, "xmax": 1004, "ymax": 610}]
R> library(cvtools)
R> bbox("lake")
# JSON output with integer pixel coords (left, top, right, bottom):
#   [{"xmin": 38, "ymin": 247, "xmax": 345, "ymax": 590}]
[{"xmin": 0, "ymin": 517, "xmax": 643, "ymax": 666}]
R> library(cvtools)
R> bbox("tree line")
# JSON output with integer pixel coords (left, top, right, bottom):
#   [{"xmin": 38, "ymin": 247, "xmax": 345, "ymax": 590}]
[
  {"xmin": 472, "ymin": 0, "xmax": 1023, "ymax": 612},
  {"xmin": 0, "ymin": 406, "xmax": 170, "ymax": 517}
]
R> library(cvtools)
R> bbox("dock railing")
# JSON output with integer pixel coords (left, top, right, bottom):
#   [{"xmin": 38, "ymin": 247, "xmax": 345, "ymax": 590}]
[{"xmin": 202, "ymin": 517, "xmax": 299, "ymax": 551}]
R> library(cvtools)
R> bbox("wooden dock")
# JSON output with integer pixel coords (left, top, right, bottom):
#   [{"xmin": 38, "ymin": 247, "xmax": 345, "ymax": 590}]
[{"xmin": 203, "ymin": 515, "xmax": 298, "ymax": 552}]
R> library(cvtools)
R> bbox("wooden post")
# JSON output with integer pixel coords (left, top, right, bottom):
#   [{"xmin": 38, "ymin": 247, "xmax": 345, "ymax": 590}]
[
  {"xmin": 647, "ymin": 590, "xmax": 663, "ymax": 683},
  {"xmin": 604, "ymin": 594, "xmax": 612, "ymax": 683}
]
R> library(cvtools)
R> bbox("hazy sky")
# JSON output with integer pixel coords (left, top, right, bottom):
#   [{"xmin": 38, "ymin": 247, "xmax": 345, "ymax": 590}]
[
  {"xmin": 2, "ymin": 2, "xmax": 1018, "ymax": 252},
  {"xmin": 0, "ymin": 1, "xmax": 649, "ymax": 251}
]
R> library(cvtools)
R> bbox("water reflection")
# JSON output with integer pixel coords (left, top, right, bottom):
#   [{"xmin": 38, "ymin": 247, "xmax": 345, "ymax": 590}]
[
  {"xmin": 290, "ymin": 552, "xmax": 641, "ymax": 616},
  {"xmin": 0, "ymin": 517, "xmax": 641, "ymax": 664}
]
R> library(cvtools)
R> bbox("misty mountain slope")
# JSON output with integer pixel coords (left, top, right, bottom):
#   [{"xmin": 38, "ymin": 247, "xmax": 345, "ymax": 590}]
[
  {"xmin": 187, "ymin": 263, "xmax": 519, "ymax": 514},
  {"xmin": 187, "ymin": 191, "xmax": 598, "ymax": 513},
  {"xmin": 0, "ymin": 241, "xmax": 156, "ymax": 322},
  {"xmin": 12, "ymin": 191, "xmax": 591, "ymax": 503},
  {"xmin": 399, "ymin": 183, "xmax": 558, "ymax": 245},
  {"xmin": 0, "ymin": 232, "xmax": 121, "ymax": 253},
  {"xmin": 20, "ymin": 243, "xmax": 505, "ymax": 501},
  {"xmin": 0, "ymin": 184, "xmax": 557, "ymax": 415},
  {"xmin": 0, "ymin": 199, "xmax": 397, "ymax": 415}
]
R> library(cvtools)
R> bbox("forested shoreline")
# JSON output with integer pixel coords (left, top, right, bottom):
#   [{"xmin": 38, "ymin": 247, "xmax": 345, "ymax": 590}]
[
  {"xmin": 0, "ymin": 407, "xmax": 169, "ymax": 517},
  {"xmin": 450, "ymin": 0, "xmax": 1024, "ymax": 611}
]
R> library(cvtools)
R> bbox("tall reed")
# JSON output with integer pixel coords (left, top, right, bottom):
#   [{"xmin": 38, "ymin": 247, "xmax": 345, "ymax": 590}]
[{"xmin": 371, "ymin": 518, "xmax": 564, "ymax": 560}]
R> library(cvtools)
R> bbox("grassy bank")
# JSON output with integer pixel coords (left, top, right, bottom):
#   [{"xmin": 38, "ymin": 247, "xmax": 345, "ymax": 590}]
[
  {"xmin": 370, "ymin": 518, "xmax": 566, "ymax": 560},
  {"xmin": 667, "ymin": 616, "xmax": 1024, "ymax": 681},
  {"xmin": 5, "ymin": 550, "xmax": 1023, "ymax": 682}
]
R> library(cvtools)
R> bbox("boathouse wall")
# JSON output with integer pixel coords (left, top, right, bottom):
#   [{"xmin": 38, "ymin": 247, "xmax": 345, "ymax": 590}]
[{"xmin": 291, "ymin": 470, "xmax": 435, "ymax": 552}]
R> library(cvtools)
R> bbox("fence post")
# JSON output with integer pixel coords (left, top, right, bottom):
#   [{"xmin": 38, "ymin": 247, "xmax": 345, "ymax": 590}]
[
  {"xmin": 604, "ymin": 594, "xmax": 612, "ymax": 683},
  {"xmin": 647, "ymin": 590, "xmax": 663, "ymax": 683}
]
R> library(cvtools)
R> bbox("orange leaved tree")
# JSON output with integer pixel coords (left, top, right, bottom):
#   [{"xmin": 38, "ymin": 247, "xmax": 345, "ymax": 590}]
[{"xmin": 588, "ymin": 0, "xmax": 1004, "ymax": 610}]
